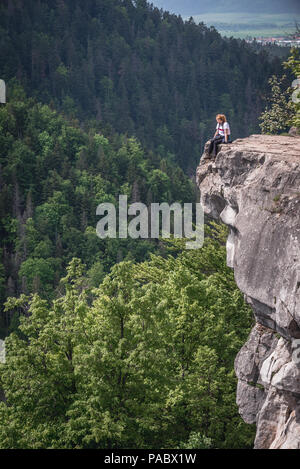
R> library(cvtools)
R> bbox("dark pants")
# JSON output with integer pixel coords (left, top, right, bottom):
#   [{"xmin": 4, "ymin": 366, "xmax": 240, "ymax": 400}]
[{"xmin": 208, "ymin": 135, "xmax": 225, "ymax": 157}]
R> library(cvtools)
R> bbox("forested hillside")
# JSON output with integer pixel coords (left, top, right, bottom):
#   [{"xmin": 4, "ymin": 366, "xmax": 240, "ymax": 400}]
[
  {"xmin": 0, "ymin": 83, "xmax": 195, "ymax": 334},
  {"xmin": 0, "ymin": 0, "xmax": 283, "ymax": 172},
  {"xmin": 0, "ymin": 225, "xmax": 255, "ymax": 449}
]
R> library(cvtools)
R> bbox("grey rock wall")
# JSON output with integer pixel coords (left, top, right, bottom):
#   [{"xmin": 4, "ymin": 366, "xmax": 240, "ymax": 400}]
[{"xmin": 197, "ymin": 134, "xmax": 300, "ymax": 449}]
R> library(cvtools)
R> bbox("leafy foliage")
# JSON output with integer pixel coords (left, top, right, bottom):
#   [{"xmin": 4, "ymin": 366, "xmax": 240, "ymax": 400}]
[
  {"xmin": 0, "ymin": 224, "xmax": 255, "ymax": 449},
  {"xmin": 0, "ymin": 87, "xmax": 195, "ymax": 331}
]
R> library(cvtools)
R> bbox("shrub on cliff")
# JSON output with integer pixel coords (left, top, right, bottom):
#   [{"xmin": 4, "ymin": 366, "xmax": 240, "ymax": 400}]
[{"xmin": 259, "ymin": 75, "xmax": 295, "ymax": 134}]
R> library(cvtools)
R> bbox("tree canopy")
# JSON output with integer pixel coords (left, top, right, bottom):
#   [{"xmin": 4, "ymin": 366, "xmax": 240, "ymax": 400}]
[{"xmin": 0, "ymin": 224, "xmax": 255, "ymax": 449}]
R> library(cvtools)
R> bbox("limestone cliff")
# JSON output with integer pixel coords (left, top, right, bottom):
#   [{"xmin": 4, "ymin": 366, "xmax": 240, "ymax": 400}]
[{"xmin": 196, "ymin": 134, "xmax": 300, "ymax": 449}]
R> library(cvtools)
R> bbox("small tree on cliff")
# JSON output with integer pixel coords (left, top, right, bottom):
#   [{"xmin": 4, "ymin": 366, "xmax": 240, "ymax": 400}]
[
  {"xmin": 283, "ymin": 47, "xmax": 300, "ymax": 130},
  {"xmin": 0, "ymin": 226, "xmax": 255, "ymax": 449},
  {"xmin": 259, "ymin": 75, "xmax": 295, "ymax": 134},
  {"xmin": 259, "ymin": 47, "xmax": 300, "ymax": 134}
]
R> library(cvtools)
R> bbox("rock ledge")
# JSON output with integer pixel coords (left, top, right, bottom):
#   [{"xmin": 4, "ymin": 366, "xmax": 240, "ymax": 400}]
[{"xmin": 197, "ymin": 134, "xmax": 300, "ymax": 449}]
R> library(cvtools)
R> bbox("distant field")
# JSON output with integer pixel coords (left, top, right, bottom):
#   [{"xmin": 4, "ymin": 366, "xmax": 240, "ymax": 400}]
[{"xmin": 187, "ymin": 13, "xmax": 300, "ymax": 38}]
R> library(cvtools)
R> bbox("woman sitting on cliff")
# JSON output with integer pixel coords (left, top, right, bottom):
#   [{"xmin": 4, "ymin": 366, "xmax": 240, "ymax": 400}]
[{"xmin": 208, "ymin": 114, "xmax": 231, "ymax": 157}]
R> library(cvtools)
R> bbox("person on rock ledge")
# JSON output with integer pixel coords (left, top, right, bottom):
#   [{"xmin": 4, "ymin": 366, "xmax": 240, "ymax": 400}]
[{"xmin": 208, "ymin": 114, "xmax": 231, "ymax": 157}]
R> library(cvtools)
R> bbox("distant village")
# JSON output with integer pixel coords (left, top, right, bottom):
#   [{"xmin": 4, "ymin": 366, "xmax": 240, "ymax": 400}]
[{"xmin": 246, "ymin": 36, "xmax": 300, "ymax": 47}]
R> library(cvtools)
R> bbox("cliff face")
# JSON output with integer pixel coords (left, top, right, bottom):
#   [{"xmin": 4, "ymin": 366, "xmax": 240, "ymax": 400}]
[{"xmin": 196, "ymin": 134, "xmax": 300, "ymax": 449}]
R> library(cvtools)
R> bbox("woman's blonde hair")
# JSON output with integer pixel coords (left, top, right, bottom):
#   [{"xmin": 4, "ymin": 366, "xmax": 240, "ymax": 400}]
[{"xmin": 216, "ymin": 114, "xmax": 226, "ymax": 122}]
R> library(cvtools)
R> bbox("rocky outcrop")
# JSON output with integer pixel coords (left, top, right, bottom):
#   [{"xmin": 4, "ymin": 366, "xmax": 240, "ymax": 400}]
[
  {"xmin": 289, "ymin": 127, "xmax": 300, "ymax": 137},
  {"xmin": 196, "ymin": 134, "xmax": 300, "ymax": 449}
]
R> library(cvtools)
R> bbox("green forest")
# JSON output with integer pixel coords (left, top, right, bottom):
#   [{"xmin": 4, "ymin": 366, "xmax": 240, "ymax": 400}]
[
  {"xmin": 0, "ymin": 0, "xmax": 284, "ymax": 172},
  {"xmin": 0, "ymin": 0, "xmax": 299, "ymax": 450}
]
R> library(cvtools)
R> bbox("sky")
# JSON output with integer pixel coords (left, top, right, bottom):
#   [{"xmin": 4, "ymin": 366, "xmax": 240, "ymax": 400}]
[{"xmin": 150, "ymin": 0, "xmax": 300, "ymax": 16}]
